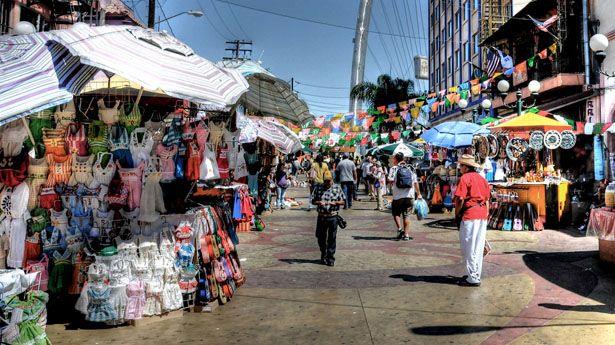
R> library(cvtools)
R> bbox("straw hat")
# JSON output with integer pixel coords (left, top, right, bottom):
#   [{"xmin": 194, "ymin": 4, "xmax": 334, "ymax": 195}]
[{"xmin": 458, "ymin": 154, "xmax": 482, "ymax": 169}]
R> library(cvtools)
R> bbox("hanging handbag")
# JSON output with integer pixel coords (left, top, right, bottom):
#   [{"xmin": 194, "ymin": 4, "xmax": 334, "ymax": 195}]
[{"xmin": 200, "ymin": 143, "xmax": 220, "ymax": 180}]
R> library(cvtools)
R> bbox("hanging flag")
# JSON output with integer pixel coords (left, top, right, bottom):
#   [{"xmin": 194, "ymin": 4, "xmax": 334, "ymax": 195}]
[
  {"xmin": 426, "ymin": 97, "xmax": 436, "ymax": 106},
  {"xmin": 448, "ymin": 86, "xmax": 458, "ymax": 93},
  {"xmin": 513, "ymin": 61, "xmax": 528, "ymax": 86},
  {"xmin": 495, "ymin": 48, "xmax": 514, "ymax": 69},
  {"xmin": 377, "ymin": 105, "xmax": 386, "ymax": 113},
  {"xmin": 528, "ymin": 14, "xmax": 559, "ymax": 33},
  {"xmin": 391, "ymin": 131, "xmax": 401, "ymax": 141},
  {"xmin": 400, "ymin": 110, "xmax": 410, "ymax": 121},
  {"xmin": 470, "ymin": 79, "xmax": 479, "ymax": 86},
  {"xmin": 459, "ymin": 82, "xmax": 470, "ymax": 90},
  {"xmin": 486, "ymin": 49, "xmax": 502, "ymax": 76},
  {"xmin": 431, "ymin": 101, "xmax": 440, "ymax": 113},
  {"xmin": 415, "ymin": 100, "xmax": 425, "ymax": 108},
  {"xmin": 527, "ymin": 56, "xmax": 537, "ymax": 68},
  {"xmin": 345, "ymin": 113, "xmax": 355, "ymax": 122},
  {"xmin": 575, "ymin": 122, "xmax": 584, "ymax": 135},
  {"xmin": 410, "ymin": 107, "xmax": 420, "ymax": 119},
  {"xmin": 361, "ymin": 136, "xmax": 369, "ymax": 145},
  {"xmin": 460, "ymin": 90, "xmax": 469, "ymax": 100},
  {"xmin": 548, "ymin": 43, "xmax": 558, "ymax": 55},
  {"xmin": 358, "ymin": 111, "xmax": 367, "ymax": 120},
  {"xmin": 398, "ymin": 101, "xmax": 408, "ymax": 110},
  {"xmin": 538, "ymin": 49, "xmax": 548, "ymax": 59},
  {"xmin": 387, "ymin": 103, "xmax": 397, "ymax": 112},
  {"xmin": 402, "ymin": 130, "xmax": 411, "ymax": 138},
  {"xmin": 421, "ymin": 105, "xmax": 430, "ymax": 114},
  {"xmin": 471, "ymin": 83, "xmax": 481, "ymax": 96}
]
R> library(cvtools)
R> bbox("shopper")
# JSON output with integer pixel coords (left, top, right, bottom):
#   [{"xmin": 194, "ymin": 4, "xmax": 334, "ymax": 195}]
[
  {"xmin": 361, "ymin": 156, "xmax": 374, "ymax": 198},
  {"xmin": 388, "ymin": 152, "xmax": 422, "ymax": 241},
  {"xmin": 308, "ymin": 155, "xmax": 329, "ymax": 211},
  {"xmin": 336, "ymin": 154, "xmax": 357, "ymax": 209},
  {"xmin": 454, "ymin": 154, "xmax": 490, "ymax": 287},
  {"xmin": 311, "ymin": 170, "xmax": 345, "ymax": 266},
  {"xmin": 373, "ymin": 161, "xmax": 386, "ymax": 211},
  {"xmin": 275, "ymin": 163, "xmax": 289, "ymax": 209}
]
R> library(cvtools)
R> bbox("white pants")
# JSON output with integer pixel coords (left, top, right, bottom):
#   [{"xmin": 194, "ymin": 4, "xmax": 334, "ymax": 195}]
[{"xmin": 459, "ymin": 219, "xmax": 487, "ymax": 284}]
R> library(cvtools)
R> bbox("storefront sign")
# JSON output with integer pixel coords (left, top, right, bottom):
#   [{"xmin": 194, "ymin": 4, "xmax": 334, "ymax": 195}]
[{"xmin": 586, "ymin": 99, "xmax": 596, "ymax": 123}]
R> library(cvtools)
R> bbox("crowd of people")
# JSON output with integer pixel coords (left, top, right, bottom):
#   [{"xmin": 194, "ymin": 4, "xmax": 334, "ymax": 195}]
[{"xmin": 263, "ymin": 150, "xmax": 491, "ymax": 287}]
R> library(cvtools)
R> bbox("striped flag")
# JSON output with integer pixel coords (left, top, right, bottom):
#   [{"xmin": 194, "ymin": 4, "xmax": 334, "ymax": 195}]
[
  {"xmin": 528, "ymin": 14, "xmax": 559, "ymax": 33},
  {"xmin": 486, "ymin": 49, "xmax": 501, "ymax": 76}
]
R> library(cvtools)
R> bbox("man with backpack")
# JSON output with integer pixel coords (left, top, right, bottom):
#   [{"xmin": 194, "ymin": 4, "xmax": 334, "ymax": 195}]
[{"xmin": 388, "ymin": 152, "xmax": 422, "ymax": 241}]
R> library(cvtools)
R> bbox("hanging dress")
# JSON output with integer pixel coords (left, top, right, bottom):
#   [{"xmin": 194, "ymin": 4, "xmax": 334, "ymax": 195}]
[
  {"xmin": 1, "ymin": 183, "xmax": 29, "ymax": 268},
  {"xmin": 0, "ymin": 120, "xmax": 28, "ymax": 156},
  {"xmin": 86, "ymin": 285, "xmax": 117, "ymax": 322},
  {"xmin": 108, "ymin": 124, "xmax": 134, "ymax": 168},
  {"xmin": 68, "ymin": 154, "xmax": 94, "ymax": 187},
  {"xmin": 27, "ymin": 157, "xmax": 48, "ymax": 210},
  {"xmin": 144, "ymin": 120, "xmax": 165, "ymax": 154},
  {"xmin": 139, "ymin": 158, "xmax": 166, "ymax": 223},
  {"xmin": 26, "ymin": 108, "xmax": 54, "ymax": 153},
  {"xmin": 42, "ymin": 128, "xmax": 67, "ymax": 157},
  {"xmin": 117, "ymin": 161, "xmax": 145, "ymax": 210},
  {"xmin": 0, "ymin": 149, "xmax": 29, "ymax": 188},
  {"xmin": 45, "ymin": 154, "xmax": 72, "ymax": 187},
  {"xmin": 91, "ymin": 152, "xmax": 116, "ymax": 198},
  {"xmin": 185, "ymin": 140, "xmax": 201, "ymax": 181},
  {"xmin": 216, "ymin": 143, "xmax": 230, "ymax": 179},
  {"xmin": 65, "ymin": 122, "xmax": 88, "ymax": 156},
  {"xmin": 124, "ymin": 280, "xmax": 146, "ymax": 320},
  {"xmin": 156, "ymin": 144, "xmax": 177, "ymax": 182},
  {"xmin": 120, "ymin": 104, "xmax": 142, "ymax": 135},
  {"xmin": 98, "ymin": 99, "xmax": 120, "ymax": 126},
  {"xmin": 88, "ymin": 120, "xmax": 109, "ymax": 155},
  {"xmin": 199, "ymin": 144, "xmax": 220, "ymax": 180},
  {"xmin": 54, "ymin": 100, "xmax": 76, "ymax": 129},
  {"xmin": 129, "ymin": 128, "xmax": 154, "ymax": 168}
]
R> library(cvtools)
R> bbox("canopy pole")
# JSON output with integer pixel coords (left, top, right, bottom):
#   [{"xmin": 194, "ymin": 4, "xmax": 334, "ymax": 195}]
[
  {"xmin": 134, "ymin": 87, "xmax": 145, "ymax": 106},
  {"xmin": 21, "ymin": 117, "xmax": 35, "ymax": 147}
]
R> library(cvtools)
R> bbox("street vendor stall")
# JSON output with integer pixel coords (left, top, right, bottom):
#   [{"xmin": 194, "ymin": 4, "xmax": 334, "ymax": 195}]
[
  {"xmin": 488, "ymin": 111, "xmax": 575, "ymax": 228},
  {"xmin": 0, "ymin": 24, "xmax": 257, "ymax": 335}
]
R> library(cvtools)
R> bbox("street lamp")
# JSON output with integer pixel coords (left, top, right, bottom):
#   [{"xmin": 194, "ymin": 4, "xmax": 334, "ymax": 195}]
[
  {"xmin": 458, "ymin": 98, "xmax": 491, "ymax": 123},
  {"xmin": 497, "ymin": 78, "xmax": 541, "ymax": 115},
  {"xmin": 155, "ymin": 10, "xmax": 204, "ymax": 25},
  {"xmin": 589, "ymin": 33, "xmax": 615, "ymax": 77}
]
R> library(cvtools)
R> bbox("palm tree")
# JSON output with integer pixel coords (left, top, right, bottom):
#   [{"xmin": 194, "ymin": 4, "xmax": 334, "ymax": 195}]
[{"xmin": 350, "ymin": 74, "xmax": 419, "ymax": 109}]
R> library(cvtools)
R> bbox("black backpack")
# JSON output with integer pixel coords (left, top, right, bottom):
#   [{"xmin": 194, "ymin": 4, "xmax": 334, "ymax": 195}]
[{"xmin": 396, "ymin": 165, "xmax": 413, "ymax": 188}]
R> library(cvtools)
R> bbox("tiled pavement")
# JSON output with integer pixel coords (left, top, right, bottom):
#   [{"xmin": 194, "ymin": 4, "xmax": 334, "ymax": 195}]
[{"xmin": 48, "ymin": 186, "xmax": 615, "ymax": 344}]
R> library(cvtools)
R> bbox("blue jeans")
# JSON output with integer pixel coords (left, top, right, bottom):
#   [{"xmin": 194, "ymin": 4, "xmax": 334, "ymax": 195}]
[
  {"xmin": 340, "ymin": 181, "xmax": 354, "ymax": 208},
  {"xmin": 276, "ymin": 186, "xmax": 287, "ymax": 208}
]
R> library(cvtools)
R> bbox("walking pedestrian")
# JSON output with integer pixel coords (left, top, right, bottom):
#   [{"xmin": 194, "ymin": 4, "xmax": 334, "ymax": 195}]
[
  {"xmin": 308, "ymin": 155, "xmax": 329, "ymax": 211},
  {"xmin": 361, "ymin": 156, "xmax": 374, "ymax": 198},
  {"xmin": 373, "ymin": 161, "xmax": 386, "ymax": 211},
  {"xmin": 275, "ymin": 163, "xmax": 289, "ymax": 209},
  {"xmin": 454, "ymin": 154, "xmax": 490, "ymax": 287},
  {"xmin": 311, "ymin": 170, "xmax": 345, "ymax": 266},
  {"xmin": 388, "ymin": 152, "xmax": 422, "ymax": 241},
  {"xmin": 336, "ymin": 154, "xmax": 357, "ymax": 209}
]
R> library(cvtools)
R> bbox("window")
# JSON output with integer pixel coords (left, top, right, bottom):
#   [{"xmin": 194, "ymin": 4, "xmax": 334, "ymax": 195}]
[
  {"xmin": 463, "ymin": 42, "xmax": 469, "ymax": 61},
  {"xmin": 473, "ymin": 33, "xmax": 480, "ymax": 54},
  {"xmin": 456, "ymin": 49, "xmax": 462, "ymax": 69},
  {"xmin": 465, "ymin": 1, "xmax": 471, "ymax": 20},
  {"xmin": 456, "ymin": 11, "xmax": 461, "ymax": 29},
  {"xmin": 473, "ymin": 0, "xmax": 479, "ymax": 11},
  {"xmin": 448, "ymin": 56, "xmax": 453, "ymax": 72},
  {"xmin": 448, "ymin": 20, "xmax": 453, "ymax": 37}
]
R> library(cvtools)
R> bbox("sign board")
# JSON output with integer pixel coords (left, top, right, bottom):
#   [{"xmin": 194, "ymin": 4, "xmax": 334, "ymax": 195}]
[
  {"xmin": 414, "ymin": 56, "xmax": 429, "ymax": 80},
  {"xmin": 586, "ymin": 98, "xmax": 596, "ymax": 123}
]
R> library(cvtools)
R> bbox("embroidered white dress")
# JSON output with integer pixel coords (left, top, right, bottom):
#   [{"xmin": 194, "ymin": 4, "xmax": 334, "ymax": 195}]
[
  {"xmin": 1, "ymin": 183, "xmax": 30, "ymax": 268},
  {"xmin": 129, "ymin": 128, "xmax": 154, "ymax": 168}
]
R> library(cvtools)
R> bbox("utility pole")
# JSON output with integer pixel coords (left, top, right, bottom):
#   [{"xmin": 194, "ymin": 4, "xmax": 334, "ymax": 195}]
[
  {"xmin": 223, "ymin": 40, "xmax": 253, "ymax": 60},
  {"xmin": 148, "ymin": 0, "xmax": 155, "ymax": 28},
  {"xmin": 350, "ymin": 0, "xmax": 373, "ymax": 114},
  {"xmin": 290, "ymin": 78, "xmax": 294, "ymax": 92}
]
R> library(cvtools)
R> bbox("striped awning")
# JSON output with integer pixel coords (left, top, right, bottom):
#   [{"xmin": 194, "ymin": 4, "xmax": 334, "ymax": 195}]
[
  {"xmin": 253, "ymin": 118, "xmax": 302, "ymax": 154},
  {"xmin": 0, "ymin": 25, "xmax": 249, "ymax": 125},
  {"xmin": 0, "ymin": 32, "xmax": 98, "ymax": 126},
  {"xmin": 219, "ymin": 59, "xmax": 311, "ymax": 125}
]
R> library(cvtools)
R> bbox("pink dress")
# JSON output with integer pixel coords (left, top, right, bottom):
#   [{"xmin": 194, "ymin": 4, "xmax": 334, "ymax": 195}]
[
  {"xmin": 125, "ymin": 280, "xmax": 146, "ymax": 320},
  {"xmin": 156, "ymin": 144, "xmax": 177, "ymax": 182},
  {"xmin": 117, "ymin": 161, "xmax": 145, "ymax": 210}
]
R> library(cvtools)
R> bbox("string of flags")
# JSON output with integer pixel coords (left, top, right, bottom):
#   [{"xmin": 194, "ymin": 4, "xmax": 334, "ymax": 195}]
[{"xmin": 296, "ymin": 43, "xmax": 560, "ymax": 148}]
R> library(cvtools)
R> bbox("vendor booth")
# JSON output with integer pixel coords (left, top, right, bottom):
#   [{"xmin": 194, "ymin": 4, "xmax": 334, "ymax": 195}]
[{"xmin": 0, "ymin": 24, "xmax": 310, "ymax": 340}]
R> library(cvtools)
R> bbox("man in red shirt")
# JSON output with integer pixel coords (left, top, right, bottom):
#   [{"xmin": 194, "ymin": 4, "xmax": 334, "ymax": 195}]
[{"xmin": 454, "ymin": 154, "xmax": 491, "ymax": 287}]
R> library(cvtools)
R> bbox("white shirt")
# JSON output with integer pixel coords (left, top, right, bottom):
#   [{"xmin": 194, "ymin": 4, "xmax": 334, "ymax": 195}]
[
  {"xmin": 388, "ymin": 163, "xmax": 417, "ymax": 200},
  {"xmin": 361, "ymin": 161, "xmax": 372, "ymax": 178}
]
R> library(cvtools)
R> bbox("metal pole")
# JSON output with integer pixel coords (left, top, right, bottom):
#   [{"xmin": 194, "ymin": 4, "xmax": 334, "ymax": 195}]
[
  {"xmin": 350, "ymin": 0, "xmax": 373, "ymax": 114},
  {"xmin": 582, "ymin": 0, "xmax": 591, "ymax": 85},
  {"xmin": 517, "ymin": 91, "xmax": 523, "ymax": 115},
  {"xmin": 148, "ymin": 0, "xmax": 155, "ymax": 28}
]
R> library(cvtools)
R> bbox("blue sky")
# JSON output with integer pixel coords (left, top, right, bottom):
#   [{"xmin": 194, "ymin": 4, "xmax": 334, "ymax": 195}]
[{"xmin": 130, "ymin": 0, "xmax": 428, "ymax": 115}]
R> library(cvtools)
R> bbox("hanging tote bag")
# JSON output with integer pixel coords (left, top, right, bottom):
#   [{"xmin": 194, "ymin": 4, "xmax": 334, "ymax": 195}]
[
  {"xmin": 234, "ymin": 147, "xmax": 249, "ymax": 179},
  {"xmin": 199, "ymin": 143, "xmax": 220, "ymax": 180}
]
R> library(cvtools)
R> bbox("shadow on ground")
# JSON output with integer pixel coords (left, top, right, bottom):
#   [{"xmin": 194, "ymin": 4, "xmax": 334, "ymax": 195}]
[
  {"xmin": 424, "ymin": 218, "xmax": 457, "ymax": 230},
  {"xmin": 352, "ymin": 235, "xmax": 397, "ymax": 241},
  {"xmin": 390, "ymin": 274, "xmax": 461, "ymax": 285},
  {"xmin": 279, "ymin": 258, "xmax": 322, "ymax": 265}
]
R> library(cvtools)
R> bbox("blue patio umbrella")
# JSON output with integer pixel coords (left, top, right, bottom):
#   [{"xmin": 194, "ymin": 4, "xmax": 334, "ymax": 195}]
[{"xmin": 420, "ymin": 121, "xmax": 489, "ymax": 148}]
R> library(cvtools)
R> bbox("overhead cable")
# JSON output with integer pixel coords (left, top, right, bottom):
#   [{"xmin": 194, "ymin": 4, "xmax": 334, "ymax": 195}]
[
  {"xmin": 209, "ymin": 0, "xmax": 239, "ymax": 38},
  {"xmin": 213, "ymin": 0, "xmax": 427, "ymax": 40}
]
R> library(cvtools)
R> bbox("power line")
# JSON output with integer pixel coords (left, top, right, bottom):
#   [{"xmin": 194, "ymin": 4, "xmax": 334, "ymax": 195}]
[
  {"xmin": 369, "ymin": 15, "xmax": 396, "ymax": 75},
  {"xmin": 367, "ymin": 44, "xmax": 384, "ymax": 75},
  {"xmin": 296, "ymin": 91, "xmax": 350, "ymax": 99},
  {"xmin": 213, "ymin": 0, "xmax": 427, "ymax": 40},
  {"xmin": 378, "ymin": 0, "xmax": 406, "ymax": 77},
  {"xmin": 301, "ymin": 98, "xmax": 350, "ymax": 107},
  {"xmin": 209, "ymin": 0, "xmax": 239, "ymax": 38},
  {"xmin": 295, "ymin": 81, "xmax": 350, "ymax": 90},
  {"xmin": 195, "ymin": 0, "xmax": 228, "ymax": 40},
  {"xmin": 226, "ymin": 2, "xmax": 249, "ymax": 38},
  {"xmin": 156, "ymin": 1, "xmax": 175, "ymax": 36}
]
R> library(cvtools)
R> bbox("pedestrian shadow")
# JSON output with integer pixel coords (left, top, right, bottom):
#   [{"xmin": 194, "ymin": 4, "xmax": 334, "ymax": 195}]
[
  {"xmin": 539, "ymin": 303, "xmax": 615, "ymax": 313},
  {"xmin": 278, "ymin": 258, "xmax": 322, "ymax": 265},
  {"xmin": 390, "ymin": 274, "xmax": 460, "ymax": 285},
  {"xmin": 424, "ymin": 218, "xmax": 457, "ymax": 229},
  {"xmin": 410, "ymin": 321, "xmax": 615, "ymax": 336},
  {"xmin": 353, "ymin": 235, "xmax": 397, "ymax": 241}
]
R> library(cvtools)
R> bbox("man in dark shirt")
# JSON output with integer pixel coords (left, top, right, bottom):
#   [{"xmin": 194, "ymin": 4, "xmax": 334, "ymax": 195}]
[{"xmin": 311, "ymin": 170, "xmax": 345, "ymax": 266}]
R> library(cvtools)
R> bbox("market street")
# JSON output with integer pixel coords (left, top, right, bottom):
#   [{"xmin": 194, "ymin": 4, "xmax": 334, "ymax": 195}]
[{"xmin": 47, "ymin": 186, "xmax": 615, "ymax": 345}]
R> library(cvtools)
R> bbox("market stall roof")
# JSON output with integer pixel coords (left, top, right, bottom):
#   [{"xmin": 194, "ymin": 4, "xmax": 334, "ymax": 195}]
[
  {"xmin": 80, "ymin": 72, "xmax": 172, "ymax": 97},
  {"xmin": 0, "ymin": 25, "xmax": 249, "ymax": 126},
  {"xmin": 421, "ymin": 121, "xmax": 489, "ymax": 149},
  {"xmin": 218, "ymin": 59, "xmax": 311, "ymax": 125},
  {"xmin": 491, "ymin": 112, "xmax": 572, "ymax": 132},
  {"xmin": 253, "ymin": 118, "xmax": 302, "ymax": 154},
  {"xmin": 371, "ymin": 142, "xmax": 423, "ymax": 158}
]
